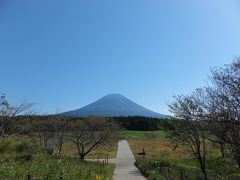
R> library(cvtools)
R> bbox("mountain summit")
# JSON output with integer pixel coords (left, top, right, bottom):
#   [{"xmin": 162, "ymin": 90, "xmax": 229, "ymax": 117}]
[{"xmin": 62, "ymin": 94, "xmax": 169, "ymax": 118}]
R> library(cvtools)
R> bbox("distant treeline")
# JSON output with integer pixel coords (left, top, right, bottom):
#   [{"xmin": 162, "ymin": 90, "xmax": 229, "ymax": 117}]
[
  {"xmin": 59, "ymin": 115, "xmax": 177, "ymax": 131},
  {"xmin": 24, "ymin": 115, "xmax": 177, "ymax": 131},
  {"xmin": 4, "ymin": 114, "xmax": 178, "ymax": 132},
  {"xmin": 110, "ymin": 116, "xmax": 176, "ymax": 131}
]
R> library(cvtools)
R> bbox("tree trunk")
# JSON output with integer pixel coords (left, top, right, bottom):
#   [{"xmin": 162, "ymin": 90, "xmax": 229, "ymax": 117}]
[
  {"xmin": 234, "ymin": 152, "xmax": 240, "ymax": 168},
  {"xmin": 57, "ymin": 135, "xmax": 63, "ymax": 156},
  {"xmin": 76, "ymin": 141, "xmax": 85, "ymax": 161},
  {"xmin": 196, "ymin": 138, "xmax": 207, "ymax": 180},
  {"xmin": 202, "ymin": 137, "xmax": 207, "ymax": 180},
  {"xmin": 44, "ymin": 138, "xmax": 48, "ymax": 149},
  {"xmin": 203, "ymin": 170, "xmax": 207, "ymax": 180},
  {"xmin": 80, "ymin": 154, "xmax": 85, "ymax": 161},
  {"xmin": 230, "ymin": 144, "xmax": 240, "ymax": 168},
  {"xmin": 220, "ymin": 143, "xmax": 225, "ymax": 158},
  {"xmin": 198, "ymin": 158, "xmax": 207, "ymax": 180},
  {"xmin": 39, "ymin": 134, "xmax": 43, "ymax": 147}
]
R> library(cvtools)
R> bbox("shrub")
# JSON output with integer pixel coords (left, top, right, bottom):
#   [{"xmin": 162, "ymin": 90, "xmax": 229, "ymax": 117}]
[
  {"xmin": 0, "ymin": 138, "xmax": 39, "ymax": 156},
  {"xmin": 0, "ymin": 155, "xmax": 114, "ymax": 179},
  {"xmin": 136, "ymin": 158, "xmax": 204, "ymax": 180},
  {"xmin": 136, "ymin": 157, "xmax": 240, "ymax": 180},
  {"xmin": 15, "ymin": 154, "xmax": 32, "ymax": 161},
  {"xmin": 15, "ymin": 139, "xmax": 37, "ymax": 154},
  {"xmin": 206, "ymin": 156, "xmax": 240, "ymax": 178},
  {"xmin": 0, "ymin": 139, "xmax": 15, "ymax": 153}
]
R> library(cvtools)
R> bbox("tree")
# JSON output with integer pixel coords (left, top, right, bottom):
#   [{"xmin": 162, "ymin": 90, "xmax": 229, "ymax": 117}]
[
  {"xmin": 68, "ymin": 116, "xmax": 122, "ymax": 161},
  {"xmin": 30, "ymin": 116, "xmax": 55, "ymax": 150},
  {"xmin": 0, "ymin": 94, "xmax": 34, "ymax": 139},
  {"xmin": 206, "ymin": 58, "xmax": 240, "ymax": 166},
  {"xmin": 199, "ymin": 87, "xmax": 228, "ymax": 159},
  {"xmin": 169, "ymin": 58, "xmax": 240, "ymax": 173},
  {"xmin": 169, "ymin": 91, "xmax": 208, "ymax": 180},
  {"xmin": 53, "ymin": 115, "xmax": 68, "ymax": 156}
]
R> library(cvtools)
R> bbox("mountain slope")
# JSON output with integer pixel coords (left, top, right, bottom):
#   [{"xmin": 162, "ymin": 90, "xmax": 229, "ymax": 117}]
[{"xmin": 62, "ymin": 94, "xmax": 169, "ymax": 118}]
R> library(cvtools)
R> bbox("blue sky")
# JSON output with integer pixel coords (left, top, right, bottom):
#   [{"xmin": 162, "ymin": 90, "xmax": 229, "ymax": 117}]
[{"xmin": 0, "ymin": 0, "xmax": 240, "ymax": 115}]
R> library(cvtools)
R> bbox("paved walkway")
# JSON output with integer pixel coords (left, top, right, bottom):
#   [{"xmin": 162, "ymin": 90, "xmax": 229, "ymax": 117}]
[{"xmin": 112, "ymin": 140, "xmax": 146, "ymax": 180}]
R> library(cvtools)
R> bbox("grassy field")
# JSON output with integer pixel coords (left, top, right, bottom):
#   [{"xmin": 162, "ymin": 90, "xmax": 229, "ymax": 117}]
[
  {"xmin": 61, "ymin": 130, "xmax": 185, "ymax": 160},
  {"xmin": 62, "ymin": 142, "xmax": 118, "ymax": 159},
  {"xmin": 63, "ymin": 130, "xmax": 169, "ymax": 159},
  {"xmin": 126, "ymin": 130, "xmax": 240, "ymax": 179},
  {"xmin": 125, "ymin": 130, "xmax": 192, "ymax": 160},
  {"xmin": 124, "ymin": 130, "xmax": 168, "ymax": 139},
  {"xmin": 62, "ymin": 130, "xmax": 169, "ymax": 159},
  {"xmin": 0, "ymin": 138, "xmax": 114, "ymax": 180},
  {"xmin": 62, "ymin": 130, "xmax": 181, "ymax": 161},
  {"xmin": 128, "ymin": 138, "xmax": 190, "ymax": 160},
  {"xmin": 0, "ymin": 155, "xmax": 114, "ymax": 179},
  {"xmin": 2, "ymin": 130, "xmax": 239, "ymax": 179}
]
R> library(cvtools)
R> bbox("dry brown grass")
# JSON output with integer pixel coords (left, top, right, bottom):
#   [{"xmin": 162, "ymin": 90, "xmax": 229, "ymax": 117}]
[
  {"xmin": 128, "ymin": 138, "xmax": 192, "ymax": 160},
  {"xmin": 62, "ymin": 141, "xmax": 118, "ymax": 159},
  {"xmin": 61, "ymin": 131, "xmax": 192, "ymax": 160}
]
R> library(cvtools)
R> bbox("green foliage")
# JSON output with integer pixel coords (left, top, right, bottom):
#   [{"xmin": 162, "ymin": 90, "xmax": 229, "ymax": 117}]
[
  {"xmin": 0, "ymin": 138, "xmax": 39, "ymax": 155},
  {"xmin": 136, "ymin": 157, "xmax": 240, "ymax": 180},
  {"xmin": 0, "ymin": 155, "xmax": 113, "ymax": 179},
  {"xmin": 0, "ymin": 137, "xmax": 114, "ymax": 179},
  {"xmin": 111, "ymin": 116, "xmax": 175, "ymax": 131},
  {"xmin": 136, "ymin": 158, "xmax": 204, "ymax": 180},
  {"xmin": 206, "ymin": 155, "xmax": 240, "ymax": 178},
  {"xmin": 124, "ymin": 130, "xmax": 168, "ymax": 139},
  {"xmin": 15, "ymin": 139, "xmax": 39, "ymax": 154},
  {"xmin": 0, "ymin": 138, "xmax": 15, "ymax": 153}
]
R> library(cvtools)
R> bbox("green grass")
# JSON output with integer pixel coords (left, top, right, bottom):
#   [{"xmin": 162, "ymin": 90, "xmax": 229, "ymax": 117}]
[
  {"xmin": 111, "ymin": 130, "xmax": 240, "ymax": 180},
  {"xmin": 124, "ymin": 130, "xmax": 168, "ymax": 139},
  {"xmin": 128, "ymin": 130, "xmax": 240, "ymax": 179},
  {"xmin": 0, "ymin": 155, "xmax": 113, "ymax": 179},
  {"xmin": 136, "ymin": 158, "xmax": 204, "ymax": 180},
  {"xmin": 135, "ymin": 157, "xmax": 240, "ymax": 180},
  {"xmin": 0, "ymin": 137, "xmax": 114, "ymax": 180}
]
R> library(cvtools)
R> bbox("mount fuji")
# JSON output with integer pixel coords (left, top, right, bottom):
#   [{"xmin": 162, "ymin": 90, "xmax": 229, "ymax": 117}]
[{"xmin": 62, "ymin": 94, "xmax": 169, "ymax": 118}]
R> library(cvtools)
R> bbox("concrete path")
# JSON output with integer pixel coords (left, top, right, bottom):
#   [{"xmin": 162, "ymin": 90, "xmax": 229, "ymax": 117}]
[{"xmin": 112, "ymin": 140, "xmax": 147, "ymax": 180}]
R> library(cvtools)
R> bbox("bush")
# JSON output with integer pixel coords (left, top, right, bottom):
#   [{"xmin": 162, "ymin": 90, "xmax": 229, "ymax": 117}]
[
  {"xmin": 0, "ymin": 155, "xmax": 114, "ymax": 179},
  {"xmin": 15, "ymin": 154, "xmax": 32, "ymax": 161},
  {"xmin": 136, "ymin": 157, "xmax": 240, "ymax": 180},
  {"xmin": 0, "ymin": 139, "xmax": 15, "ymax": 153},
  {"xmin": 206, "ymin": 156, "xmax": 240, "ymax": 178},
  {"xmin": 136, "ymin": 159, "xmax": 204, "ymax": 180},
  {"xmin": 0, "ymin": 138, "xmax": 39, "ymax": 156},
  {"xmin": 15, "ymin": 139, "xmax": 38, "ymax": 154}
]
